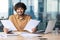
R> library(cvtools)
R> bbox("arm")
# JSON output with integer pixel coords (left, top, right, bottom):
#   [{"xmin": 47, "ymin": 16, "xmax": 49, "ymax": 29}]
[
  {"xmin": 3, "ymin": 28, "xmax": 17, "ymax": 34},
  {"xmin": 27, "ymin": 16, "xmax": 37, "ymax": 33},
  {"xmin": 3, "ymin": 15, "xmax": 17, "ymax": 34}
]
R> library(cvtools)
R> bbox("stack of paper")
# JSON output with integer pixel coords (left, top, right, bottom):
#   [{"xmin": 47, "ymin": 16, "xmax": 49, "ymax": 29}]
[{"xmin": 20, "ymin": 32, "xmax": 41, "ymax": 37}]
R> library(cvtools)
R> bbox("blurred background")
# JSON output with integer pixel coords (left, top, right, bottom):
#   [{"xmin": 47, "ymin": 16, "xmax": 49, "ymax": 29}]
[{"xmin": 0, "ymin": 0, "xmax": 60, "ymax": 32}]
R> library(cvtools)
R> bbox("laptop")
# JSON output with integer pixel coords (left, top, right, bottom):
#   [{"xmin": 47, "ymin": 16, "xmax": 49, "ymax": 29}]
[{"xmin": 34, "ymin": 20, "xmax": 56, "ymax": 34}]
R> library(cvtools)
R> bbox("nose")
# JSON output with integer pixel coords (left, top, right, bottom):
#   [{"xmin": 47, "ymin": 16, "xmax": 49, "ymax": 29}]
[{"xmin": 18, "ymin": 9, "xmax": 21, "ymax": 11}]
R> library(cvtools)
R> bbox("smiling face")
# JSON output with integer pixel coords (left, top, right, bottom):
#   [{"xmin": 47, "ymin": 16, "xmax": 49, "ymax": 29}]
[{"xmin": 16, "ymin": 7, "xmax": 24, "ymax": 16}]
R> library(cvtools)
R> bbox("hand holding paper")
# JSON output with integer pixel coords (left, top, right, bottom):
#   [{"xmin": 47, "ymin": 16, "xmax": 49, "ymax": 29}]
[
  {"xmin": 1, "ymin": 20, "xmax": 17, "ymax": 31},
  {"xmin": 1, "ymin": 19, "xmax": 40, "ymax": 33},
  {"xmin": 24, "ymin": 19, "xmax": 40, "ymax": 32}
]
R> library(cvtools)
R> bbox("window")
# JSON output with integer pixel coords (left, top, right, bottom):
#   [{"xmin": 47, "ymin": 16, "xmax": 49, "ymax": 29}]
[
  {"xmin": 0, "ymin": 0, "xmax": 8, "ymax": 19},
  {"xmin": 47, "ymin": 0, "xmax": 58, "ymax": 20}
]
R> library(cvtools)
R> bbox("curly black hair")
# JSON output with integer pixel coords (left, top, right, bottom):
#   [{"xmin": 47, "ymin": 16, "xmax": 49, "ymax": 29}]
[{"xmin": 14, "ymin": 2, "xmax": 27, "ymax": 11}]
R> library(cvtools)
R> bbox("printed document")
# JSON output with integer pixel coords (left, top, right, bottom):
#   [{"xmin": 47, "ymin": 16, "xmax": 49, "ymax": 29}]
[
  {"xmin": 1, "ymin": 20, "xmax": 17, "ymax": 31},
  {"xmin": 24, "ymin": 19, "xmax": 40, "ymax": 32}
]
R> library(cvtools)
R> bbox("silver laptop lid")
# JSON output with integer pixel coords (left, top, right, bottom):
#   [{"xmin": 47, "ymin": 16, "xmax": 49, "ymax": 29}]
[{"xmin": 44, "ymin": 20, "xmax": 56, "ymax": 34}]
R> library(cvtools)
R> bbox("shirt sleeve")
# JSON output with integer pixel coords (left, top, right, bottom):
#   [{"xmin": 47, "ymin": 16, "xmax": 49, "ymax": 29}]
[{"xmin": 9, "ymin": 15, "xmax": 13, "ymax": 22}]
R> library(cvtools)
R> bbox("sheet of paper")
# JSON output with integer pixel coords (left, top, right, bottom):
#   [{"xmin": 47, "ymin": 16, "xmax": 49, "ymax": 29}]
[
  {"xmin": 20, "ymin": 32, "xmax": 41, "ymax": 37},
  {"xmin": 7, "ymin": 33, "xmax": 18, "ymax": 36},
  {"xmin": 1, "ymin": 20, "xmax": 17, "ymax": 31},
  {"xmin": 24, "ymin": 19, "xmax": 40, "ymax": 32},
  {"xmin": 0, "ymin": 33, "xmax": 7, "ymax": 38}
]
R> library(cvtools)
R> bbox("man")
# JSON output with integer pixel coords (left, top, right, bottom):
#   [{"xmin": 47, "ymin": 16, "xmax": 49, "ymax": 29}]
[{"xmin": 3, "ymin": 2, "xmax": 36, "ymax": 33}]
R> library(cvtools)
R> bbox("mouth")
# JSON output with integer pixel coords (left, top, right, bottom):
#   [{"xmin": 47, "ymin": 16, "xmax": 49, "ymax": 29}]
[{"xmin": 18, "ymin": 13, "xmax": 23, "ymax": 15}]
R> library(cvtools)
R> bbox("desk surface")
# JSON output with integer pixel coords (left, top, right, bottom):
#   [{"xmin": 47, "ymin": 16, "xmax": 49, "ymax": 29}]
[
  {"xmin": 0, "ymin": 32, "xmax": 60, "ymax": 40},
  {"xmin": 42, "ymin": 33, "xmax": 60, "ymax": 40}
]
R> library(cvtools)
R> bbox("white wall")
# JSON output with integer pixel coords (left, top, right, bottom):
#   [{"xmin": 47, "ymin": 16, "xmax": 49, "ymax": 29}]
[{"xmin": 0, "ymin": 0, "xmax": 8, "ymax": 19}]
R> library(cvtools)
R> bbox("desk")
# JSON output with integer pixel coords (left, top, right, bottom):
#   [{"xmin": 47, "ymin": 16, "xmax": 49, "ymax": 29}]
[
  {"xmin": 0, "ymin": 32, "xmax": 60, "ymax": 40},
  {"xmin": 42, "ymin": 33, "xmax": 60, "ymax": 40}
]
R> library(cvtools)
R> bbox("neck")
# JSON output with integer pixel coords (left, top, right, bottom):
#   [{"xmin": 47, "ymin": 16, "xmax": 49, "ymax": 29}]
[
  {"xmin": 17, "ymin": 14, "xmax": 25, "ymax": 19},
  {"xmin": 19, "ymin": 14, "xmax": 24, "ymax": 17}
]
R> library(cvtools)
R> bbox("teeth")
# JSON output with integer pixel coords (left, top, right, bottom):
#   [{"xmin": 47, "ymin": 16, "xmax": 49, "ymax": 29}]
[{"xmin": 18, "ymin": 13, "xmax": 21, "ymax": 14}]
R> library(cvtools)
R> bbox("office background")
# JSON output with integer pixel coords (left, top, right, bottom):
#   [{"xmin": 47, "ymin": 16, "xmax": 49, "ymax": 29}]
[{"xmin": 0, "ymin": 0, "xmax": 60, "ymax": 31}]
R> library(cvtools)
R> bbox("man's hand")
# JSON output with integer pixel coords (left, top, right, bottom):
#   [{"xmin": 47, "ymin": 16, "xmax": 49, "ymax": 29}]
[
  {"xmin": 3, "ymin": 28, "xmax": 9, "ymax": 34},
  {"xmin": 32, "ymin": 28, "xmax": 36, "ymax": 33}
]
